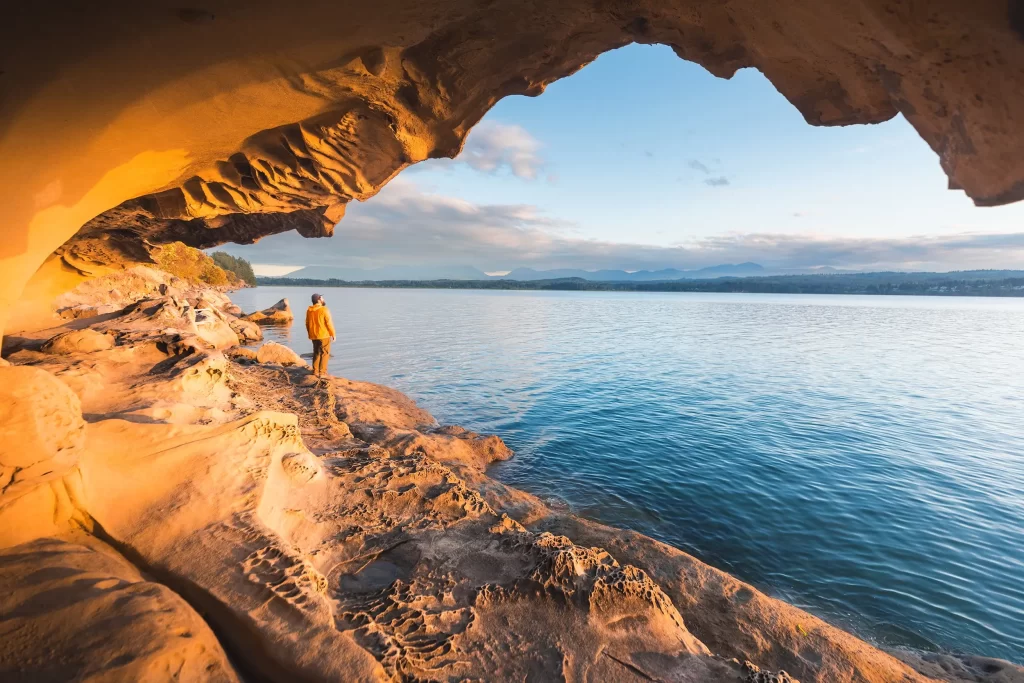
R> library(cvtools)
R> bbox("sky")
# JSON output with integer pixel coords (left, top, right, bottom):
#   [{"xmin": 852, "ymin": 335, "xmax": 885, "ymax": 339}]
[{"xmin": 221, "ymin": 44, "xmax": 1024, "ymax": 276}]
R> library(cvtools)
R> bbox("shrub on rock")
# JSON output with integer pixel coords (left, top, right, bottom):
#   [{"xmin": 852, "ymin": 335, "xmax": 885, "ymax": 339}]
[{"xmin": 153, "ymin": 242, "xmax": 243, "ymax": 287}]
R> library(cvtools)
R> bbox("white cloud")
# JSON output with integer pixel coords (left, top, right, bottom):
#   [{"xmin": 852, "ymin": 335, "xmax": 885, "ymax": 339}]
[
  {"xmin": 221, "ymin": 179, "xmax": 1024, "ymax": 273},
  {"xmin": 458, "ymin": 121, "xmax": 544, "ymax": 180}
]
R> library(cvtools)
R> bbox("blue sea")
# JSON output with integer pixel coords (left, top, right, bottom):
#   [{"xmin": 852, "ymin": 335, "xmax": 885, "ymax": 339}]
[{"xmin": 229, "ymin": 287, "xmax": 1024, "ymax": 662}]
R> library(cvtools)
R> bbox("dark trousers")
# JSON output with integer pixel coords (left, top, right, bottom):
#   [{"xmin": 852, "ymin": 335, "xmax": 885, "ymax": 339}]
[{"xmin": 312, "ymin": 338, "xmax": 331, "ymax": 375}]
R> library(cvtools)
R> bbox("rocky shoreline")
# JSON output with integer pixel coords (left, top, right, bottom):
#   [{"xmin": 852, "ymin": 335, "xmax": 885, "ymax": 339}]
[{"xmin": 1, "ymin": 267, "xmax": 1020, "ymax": 682}]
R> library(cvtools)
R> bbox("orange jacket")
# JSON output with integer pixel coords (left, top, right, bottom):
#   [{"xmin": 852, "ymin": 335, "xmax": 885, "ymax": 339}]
[{"xmin": 305, "ymin": 303, "xmax": 336, "ymax": 340}]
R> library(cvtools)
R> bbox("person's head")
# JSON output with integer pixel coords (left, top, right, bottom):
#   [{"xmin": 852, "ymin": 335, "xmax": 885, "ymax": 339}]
[{"xmin": 311, "ymin": 293, "xmax": 323, "ymax": 305}]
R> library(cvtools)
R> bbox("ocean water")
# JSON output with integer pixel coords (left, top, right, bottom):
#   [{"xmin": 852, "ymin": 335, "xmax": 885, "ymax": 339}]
[{"xmin": 230, "ymin": 287, "xmax": 1024, "ymax": 662}]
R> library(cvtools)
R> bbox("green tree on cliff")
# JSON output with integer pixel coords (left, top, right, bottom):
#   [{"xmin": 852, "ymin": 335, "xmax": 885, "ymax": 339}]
[{"xmin": 210, "ymin": 252, "xmax": 257, "ymax": 286}]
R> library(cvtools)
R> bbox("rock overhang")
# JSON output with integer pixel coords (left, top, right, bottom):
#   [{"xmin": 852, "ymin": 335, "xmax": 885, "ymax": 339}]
[{"xmin": 2, "ymin": 0, "xmax": 1023, "ymax": 333}]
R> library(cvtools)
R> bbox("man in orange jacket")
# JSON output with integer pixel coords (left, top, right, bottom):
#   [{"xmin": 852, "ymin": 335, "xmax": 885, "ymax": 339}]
[{"xmin": 305, "ymin": 293, "xmax": 336, "ymax": 377}]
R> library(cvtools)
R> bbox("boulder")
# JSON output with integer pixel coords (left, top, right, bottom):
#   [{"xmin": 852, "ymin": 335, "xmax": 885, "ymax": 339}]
[
  {"xmin": 41, "ymin": 329, "xmax": 115, "ymax": 354},
  {"xmin": 228, "ymin": 316, "xmax": 263, "ymax": 342},
  {"xmin": 193, "ymin": 308, "xmax": 239, "ymax": 350},
  {"xmin": 256, "ymin": 341, "xmax": 306, "ymax": 367},
  {"xmin": 243, "ymin": 298, "xmax": 293, "ymax": 326}
]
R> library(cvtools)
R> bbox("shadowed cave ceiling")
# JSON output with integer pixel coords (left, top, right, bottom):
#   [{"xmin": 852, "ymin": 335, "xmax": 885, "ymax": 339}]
[{"xmin": 1, "ymin": 0, "xmax": 1023, "ymax": 332}]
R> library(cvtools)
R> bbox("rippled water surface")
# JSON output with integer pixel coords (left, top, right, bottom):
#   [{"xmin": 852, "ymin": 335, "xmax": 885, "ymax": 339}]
[{"xmin": 231, "ymin": 287, "xmax": 1024, "ymax": 661}]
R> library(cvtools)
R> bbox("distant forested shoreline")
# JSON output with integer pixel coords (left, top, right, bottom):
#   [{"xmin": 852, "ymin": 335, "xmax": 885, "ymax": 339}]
[{"xmin": 257, "ymin": 271, "xmax": 1024, "ymax": 296}]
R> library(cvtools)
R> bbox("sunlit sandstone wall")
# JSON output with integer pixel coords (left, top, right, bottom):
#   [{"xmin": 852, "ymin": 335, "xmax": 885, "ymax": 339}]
[{"xmin": 2, "ymin": 0, "xmax": 1023, "ymax": 335}]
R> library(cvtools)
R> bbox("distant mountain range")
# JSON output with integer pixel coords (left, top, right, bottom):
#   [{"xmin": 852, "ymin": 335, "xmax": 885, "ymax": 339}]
[
  {"xmin": 499, "ymin": 263, "xmax": 768, "ymax": 281},
  {"xmin": 283, "ymin": 262, "xmax": 791, "ymax": 282},
  {"xmin": 259, "ymin": 270, "xmax": 1024, "ymax": 296}
]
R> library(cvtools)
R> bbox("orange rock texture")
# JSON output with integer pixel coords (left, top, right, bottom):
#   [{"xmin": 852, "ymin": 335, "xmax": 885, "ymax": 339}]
[
  {"xmin": 2, "ymin": 4, "xmax": 1024, "ymax": 679},
  {"xmin": 2, "ymin": 1, "xmax": 1024, "ymax": 334}
]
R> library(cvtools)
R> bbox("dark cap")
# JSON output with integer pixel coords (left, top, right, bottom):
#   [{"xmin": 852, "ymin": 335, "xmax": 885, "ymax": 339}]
[{"xmin": 311, "ymin": 293, "xmax": 322, "ymax": 304}]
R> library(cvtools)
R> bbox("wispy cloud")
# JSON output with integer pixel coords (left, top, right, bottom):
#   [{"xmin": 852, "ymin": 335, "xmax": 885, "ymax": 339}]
[
  {"xmin": 688, "ymin": 160, "xmax": 711, "ymax": 174},
  {"xmin": 689, "ymin": 159, "xmax": 730, "ymax": 187},
  {"xmin": 226, "ymin": 179, "xmax": 1024, "ymax": 273}
]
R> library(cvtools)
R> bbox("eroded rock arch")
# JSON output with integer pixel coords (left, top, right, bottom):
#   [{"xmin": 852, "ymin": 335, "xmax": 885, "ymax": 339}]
[{"xmin": 2, "ymin": 0, "xmax": 1023, "ymax": 334}]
